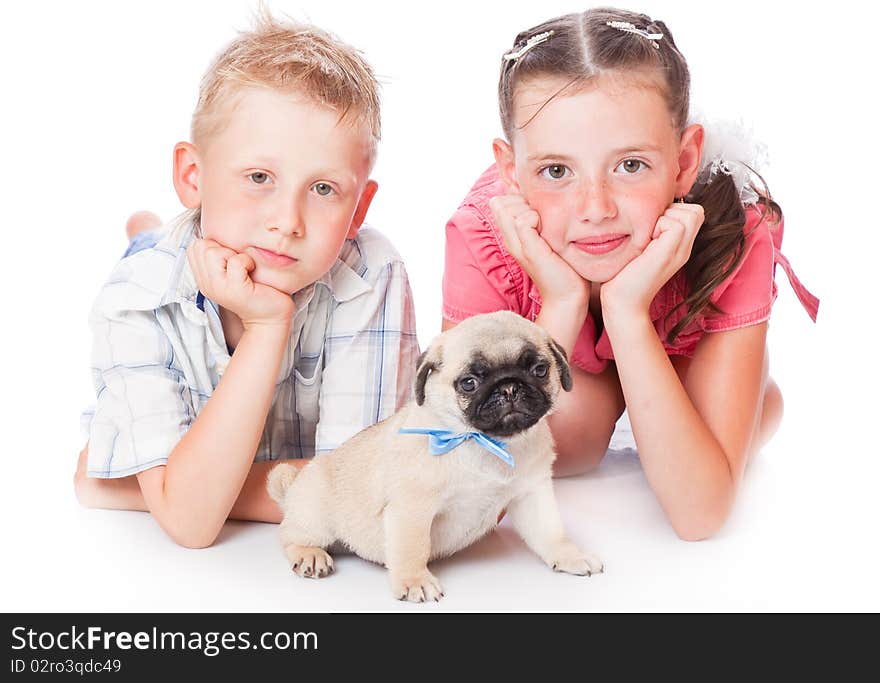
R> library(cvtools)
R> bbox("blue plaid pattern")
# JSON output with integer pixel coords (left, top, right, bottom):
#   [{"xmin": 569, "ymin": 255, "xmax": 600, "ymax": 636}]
[{"xmin": 83, "ymin": 220, "xmax": 421, "ymax": 478}]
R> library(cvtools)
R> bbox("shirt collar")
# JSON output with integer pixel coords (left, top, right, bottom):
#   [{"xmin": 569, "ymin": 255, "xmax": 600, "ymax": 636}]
[{"xmin": 320, "ymin": 252, "xmax": 372, "ymax": 303}]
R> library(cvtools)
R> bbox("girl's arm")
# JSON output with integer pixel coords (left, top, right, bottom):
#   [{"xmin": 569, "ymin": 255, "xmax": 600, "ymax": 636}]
[
  {"xmin": 75, "ymin": 447, "xmax": 298, "ymax": 524},
  {"xmin": 603, "ymin": 313, "xmax": 768, "ymax": 540},
  {"xmin": 531, "ymin": 301, "xmax": 626, "ymax": 476},
  {"xmin": 600, "ymin": 201, "xmax": 766, "ymax": 540}
]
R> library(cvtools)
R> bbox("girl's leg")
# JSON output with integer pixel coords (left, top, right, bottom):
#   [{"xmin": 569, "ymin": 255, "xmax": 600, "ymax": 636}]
[
  {"xmin": 751, "ymin": 349, "xmax": 784, "ymax": 456},
  {"xmin": 673, "ymin": 348, "xmax": 782, "ymax": 464}
]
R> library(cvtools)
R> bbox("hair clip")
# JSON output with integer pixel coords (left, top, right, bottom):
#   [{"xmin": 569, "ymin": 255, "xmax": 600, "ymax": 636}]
[
  {"xmin": 503, "ymin": 30, "xmax": 555, "ymax": 61},
  {"xmin": 606, "ymin": 20, "xmax": 663, "ymax": 48}
]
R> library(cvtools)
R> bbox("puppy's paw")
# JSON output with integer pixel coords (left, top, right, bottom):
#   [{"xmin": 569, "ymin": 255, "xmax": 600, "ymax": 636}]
[
  {"xmin": 548, "ymin": 544, "xmax": 604, "ymax": 577},
  {"xmin": 286, "ymin": 545, "xmax": 334, "ymax": 579},
  {"xmin": 390, "ymin": 569, "xmax": 444, "ymax": 603}
]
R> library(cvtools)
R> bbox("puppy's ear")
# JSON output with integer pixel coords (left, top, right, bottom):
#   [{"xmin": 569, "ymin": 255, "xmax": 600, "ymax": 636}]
[
  {"xmin": 547, "ymin": 338, "xmax": 573, "ymax": 392},
  {"xmin": 414, "ymin": 344, "xmax": 442, "ymax": 406}
]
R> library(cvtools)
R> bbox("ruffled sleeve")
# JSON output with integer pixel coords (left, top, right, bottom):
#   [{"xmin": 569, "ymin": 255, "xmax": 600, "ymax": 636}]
[
  {"xmin": 701, "ymin": 206, "xmax": 779, "ymax": 332},
  {"xmin": 442, "ymin": 166, "xmax": 526, "ymax": 322}
]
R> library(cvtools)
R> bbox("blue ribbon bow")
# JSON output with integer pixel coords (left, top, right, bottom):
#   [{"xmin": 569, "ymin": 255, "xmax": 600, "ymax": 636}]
[{"xmin": 398, "ymin": 428, "xmax": 515, "ymax": 468}]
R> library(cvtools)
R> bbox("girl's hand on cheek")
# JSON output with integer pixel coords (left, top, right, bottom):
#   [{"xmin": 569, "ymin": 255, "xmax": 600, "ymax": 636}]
[
  {"xmin": 490, "ymin": 193, "xmax": 589, "ymax": 309},
  {"xmin": 601, "ymin": 202, "xmax": 705, "ymax": 320},
  {"xmin": 187, "ymin": 238, "xmax": 294, "ymax": 331}
]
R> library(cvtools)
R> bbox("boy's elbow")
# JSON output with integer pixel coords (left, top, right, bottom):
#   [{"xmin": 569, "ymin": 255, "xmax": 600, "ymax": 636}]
[
  {"xmin": 150, "ymin": 495, "xmax": 222, "ymax": 549},
  {"xmin": 164, "ymin": 520, "xmax": 221, "ymax": 549},
  {"xmin": 138, "ymin": 467, "xmax": 223, "ymax": 549},
  {"xmin": 74, "ymin": 444, "xmax": 94, "ymax": 508},
  {"xmin": 74, "ymin": 477, "xmax": 97, "ymax": 509},
  {"xmin": 172, "ymin": 533, "xmax": 217, "ymax": 550}
]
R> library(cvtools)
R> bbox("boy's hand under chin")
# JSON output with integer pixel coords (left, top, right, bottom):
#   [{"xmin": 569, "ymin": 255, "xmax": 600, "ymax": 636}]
[
  {"xmin": 490, "ymin": 193, "xmax": 590, "ymax": 309},
  {"xmin": 600, "ymin": 201, "xmax": 705, "ymax": 320},
  {"xmin": 187, "ymin": 238, "xmax": 295, "ymax": 331}
]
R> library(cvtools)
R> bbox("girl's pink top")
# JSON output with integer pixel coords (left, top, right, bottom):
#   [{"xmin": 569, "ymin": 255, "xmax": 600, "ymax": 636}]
[{"xmin": 442, "ymin": 165, "xmax": 819, "ymax": 374}]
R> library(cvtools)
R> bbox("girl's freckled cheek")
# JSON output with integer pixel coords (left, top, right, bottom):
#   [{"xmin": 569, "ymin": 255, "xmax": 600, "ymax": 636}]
[{"xmin": 528, "ymin": 192, "xmax": 569, "ymax": 243}]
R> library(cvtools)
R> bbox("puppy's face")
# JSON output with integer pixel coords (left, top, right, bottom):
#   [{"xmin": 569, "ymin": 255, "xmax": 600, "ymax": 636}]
[{"xmin": 415, "ymin": 311, "xmax": 573, "ymax": 438}]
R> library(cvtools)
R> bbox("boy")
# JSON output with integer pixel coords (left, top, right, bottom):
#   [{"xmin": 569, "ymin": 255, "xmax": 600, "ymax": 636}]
[{"xmin": 74, "ymin": 14, "xmax": 420, "ymax": 548}]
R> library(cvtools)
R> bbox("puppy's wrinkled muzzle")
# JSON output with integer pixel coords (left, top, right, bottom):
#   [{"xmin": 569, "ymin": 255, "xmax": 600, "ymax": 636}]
[{"xmin": 472, "ymin": 379, "xmax": 550, "ymax": 437}]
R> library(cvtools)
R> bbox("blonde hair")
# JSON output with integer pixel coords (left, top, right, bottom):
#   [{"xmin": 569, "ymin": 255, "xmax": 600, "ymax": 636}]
[
  {"xmin": 193, "ymin": 10, "xmax": 380, "ymax": 149},
  {"xmin": 176, "ymin": 9, "xmax": 381, "ymax": 237}
]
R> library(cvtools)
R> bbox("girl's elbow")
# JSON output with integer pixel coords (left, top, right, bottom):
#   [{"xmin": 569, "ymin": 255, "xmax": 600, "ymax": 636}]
[
  {"xmin": 673, "ymin": 520, "xmax": 722, "ymax": 543},
  {"xmin": 549, "ymin": 417, "xmax": 616, "ymax": 478},
  {"xmin": 553, "ymin": 441, "xmax": 607, "ymax": 477},
  {"xmin": 670, "ymin": 500, "xmax": 732, "ymax": 542}
]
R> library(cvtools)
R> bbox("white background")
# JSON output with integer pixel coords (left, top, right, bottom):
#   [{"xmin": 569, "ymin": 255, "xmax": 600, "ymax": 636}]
[{"xmin": 1, "ymin": 0, "xmax": 877, "ymax": 612}]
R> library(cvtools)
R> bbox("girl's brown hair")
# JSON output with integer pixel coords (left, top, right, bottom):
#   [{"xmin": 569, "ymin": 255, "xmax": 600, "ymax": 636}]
[{"xmin": 498, "ymin": 7, "xmax": 780, "ymax": 342}]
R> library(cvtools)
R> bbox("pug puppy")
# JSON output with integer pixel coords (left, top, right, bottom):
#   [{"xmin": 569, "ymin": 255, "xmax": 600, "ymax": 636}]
[{"xmin": 268, "ymin": 310, "xmax": 603, "ymax": 602}]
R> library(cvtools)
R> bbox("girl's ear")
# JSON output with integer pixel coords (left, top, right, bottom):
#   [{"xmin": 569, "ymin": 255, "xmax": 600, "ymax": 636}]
[
  {"xmin": 492, "ymin": 138, "xmax": 521, "ymax": 194},
  {"xmin": 675, "ymin": 124, "xmax": 704, "ymax": 198},
  {"xmin": 172, "ymin": 142, "xmax": 202, "ymax": 209},
  {"xmin": 346, "ymin": 180, "xmax": 378, "ymax": 239}
]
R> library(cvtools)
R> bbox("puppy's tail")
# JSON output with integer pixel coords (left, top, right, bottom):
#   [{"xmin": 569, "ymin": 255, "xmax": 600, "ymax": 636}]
[{"xmin": 267, "ymin": 462, "xmax": 300, "ymax": 504}]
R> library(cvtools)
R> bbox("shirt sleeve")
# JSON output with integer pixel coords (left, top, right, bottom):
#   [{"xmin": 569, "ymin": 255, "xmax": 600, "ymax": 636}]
[
  {"xmin": 86, "ymin": 306, "xmax": 195, "ymax": 478},
  {"xmin": 315, "ymin": 259, "xmax": 421, "ymax": 453},
  {"xmin": 701, "ymin": 210, "xmax": 779, "ymax": 332},
  {"xmin": 442, "ymin": 206, "xmax": 522, "ymax": 322}
]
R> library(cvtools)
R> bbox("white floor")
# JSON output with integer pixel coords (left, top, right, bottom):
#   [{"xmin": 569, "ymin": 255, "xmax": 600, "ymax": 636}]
[{"xmin": 6, "ymin": 403, "xmax": 877, "ymax": 612}]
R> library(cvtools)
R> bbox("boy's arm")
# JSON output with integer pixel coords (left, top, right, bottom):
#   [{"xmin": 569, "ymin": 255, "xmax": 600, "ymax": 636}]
[
  {"xmin": 128, "ymin": 238, "xmax": 296, "ymax": 547},
  {"xmin": 135, "ymin": 323, "xmax": 290, "ymax": 547},
  {"xmin": 76, "ymin": 444, "xmax": 298, "ymax": 524},
  {"xmin": 85, "ymin": 238, "xmax": 295, "ymax": 547}
]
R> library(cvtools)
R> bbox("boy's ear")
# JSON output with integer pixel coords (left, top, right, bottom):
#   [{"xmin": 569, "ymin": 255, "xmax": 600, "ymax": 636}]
[
  {"xmin": 675, "ymin": 124, "xmax": 704, "ymax": 198},
  {"xmin": 172, "ymin": 142, "xmax": 202, "ymax": 209},
  {"xmin": 492, "ymin": 138, "xmax": 520, "ymax": 194},
  {"xmin": 347, "ymin": 179, "xmax": 378, "ymax": 239}
]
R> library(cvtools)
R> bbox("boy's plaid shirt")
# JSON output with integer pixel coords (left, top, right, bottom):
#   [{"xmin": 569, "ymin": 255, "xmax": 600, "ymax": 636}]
[{"xmin": 83, "ymin": 221, "xmax": 420, "ymax": 478}]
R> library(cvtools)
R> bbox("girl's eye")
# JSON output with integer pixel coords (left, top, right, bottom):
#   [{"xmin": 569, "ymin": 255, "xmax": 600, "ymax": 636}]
[
  {"xmin": 616, "ymin": 159, "xmax": 647, "ymax": 174},
  {"xmin": 459, "ymin": 376, "xmax": 479, "ymax": 393},
  {"xmin": 248, "ymin": 171, "xmax": 270, "ymax": 184},
  {"xmin": 313, "ymin": 182, "xmax": 335, "ymax": 196},
  {"xmin": 541, "ymin": 164, "xmax": 570, "ymax": 180}
]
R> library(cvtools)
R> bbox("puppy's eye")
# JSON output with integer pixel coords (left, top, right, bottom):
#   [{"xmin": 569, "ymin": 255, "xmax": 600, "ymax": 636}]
[
  {"xmin": 458, "ymin": 376, "xmax": 479, "ymax": 393},
  {"xmin": 531, "ymin": 363, "xmax": 549, "ymax": 378}
]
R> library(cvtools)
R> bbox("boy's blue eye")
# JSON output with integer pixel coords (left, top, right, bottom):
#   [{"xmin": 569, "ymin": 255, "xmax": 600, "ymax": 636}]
[
  {"xmin": 616, "ymin": 159, "xmax": 646, "ymax": 174},
  {"xmin": 541, "ymin": 164, "xmax": 570, "ymax": 180},
  {"xmin": 249, "ymin": 172, "xmax": 270, "ymax": 184},
  {"xmin": 313, "ymin": 182, "xmax": 335, "ymax": 196}
]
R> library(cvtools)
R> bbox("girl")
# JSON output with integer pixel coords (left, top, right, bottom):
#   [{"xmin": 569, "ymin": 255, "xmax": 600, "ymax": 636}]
[{"xmin": 441, "ymin": 7, "xmax": 819, "ymax": 541}]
